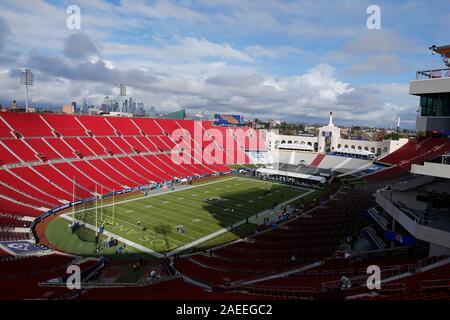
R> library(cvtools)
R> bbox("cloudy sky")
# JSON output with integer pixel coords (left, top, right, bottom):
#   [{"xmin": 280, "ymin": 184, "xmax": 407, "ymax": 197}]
[{"xmin": 0, "ymin": 0, "xmax": 448, "ymax": 128}]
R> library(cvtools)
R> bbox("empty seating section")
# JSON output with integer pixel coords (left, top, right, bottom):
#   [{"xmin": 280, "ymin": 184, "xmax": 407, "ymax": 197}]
[
  {"xmin": 0, "ymin": 255, "xmax": 78, "ymax": 300},
  {"xmin": 95, "ymin": 137, "xmax": 122, "ymax": 154},
  {"xmin": 159, "ymin": 135, "xmax": 176, "ymax": 149},
  {"xmin": 44, "ymin": 138, "xmax": 76, "ymax": 158},
  {"xmin": 72, "ymin": 161, "xmax": 122, "ymax": 191},
  {"xmin": 135, "ymin": 155, "xmax": 173, "ymax": 180},
  {"xmin": 0, "ymin": 112, "xmax": 273, "ymax": 217},
  {"xmin": 0, "ymin": 118, "xmax": 13, "ymax": 138},
  {"xmin": 103, "ymin": 158, "xmax": 149, "ymax": 185},
  {"xmin": 0, "ymin": 143, "xmax": 20, "ymax": 165},
  {"xmin": 105, "ymin": 117, "xmax": 141, "ymax": 135},
  {"xmin": 379, "ymin": 137, "xmax": 450, "ymax": 168},
  {"xmin": 0, "ymin": 214, "xmax": 31, "ymax": 228},
  {"xmin": 2, "ymin": 139, "xmax": 38, "ymax": 162},
  {"xmin": 153, "ymin": 119, "xmax": 180, "ymax": 135},
  {"xmin": 80, "ymin": 137, "xmax": 107, "ymax": 156},
  {"xmin": 0, "ymin": 183, "xmax": 50, "ymax": 208},
  {"xmin": 10, "ymin": 167, "xmax": 72, "ymax": 201},
  {"xmin": 0, "ymin": 230, "xmax": 30, "ymax": 241},
  {"xmin": 143, "ymin": 154, "xmax": 183, "ymax": 178},
  {"xmin": 33, "ymin": 164, "xmax": 92, "ymax": 198},
  {"xmin": 0, "ymin": 170, "xmax": 60, "ymax": 205},
  {"xmin": 41, "ymin": 114, "xmax": 87, "ymax": 137},
  {"xmin": 130, "ymin": 118, "xmax": 162, "ymax": 135},
  {"xmin": 159, "ymin": 154, "xmax": 194, "ymax": 177},
  {"xmin": 135, "ymin": 136, "xmax": 158, "ymax": 152},
  {"xmin": 53, "ymin": 162, "xmax": 107, "ymax": 193},
  {"xmin": 311, "ymin": 153, "xmax": 326, "ymax": 167},
  {"xmin": 119, "ymin": 157, "xmax": 161, "ymax": 183},
  {"xmin": 77, "ymin": 115, "xmax": 115, "ymax": 136},
  {"xmin": 63, "ymin": 138, "xmax": 95, "ymax": 157},
  {"xmin": 149, "ymin": 136, "xmax": 171, "ymax": 151},
  {"xmin": 88, "ymin": 159, "xmax": 137, "ymax": 187},
  {"xmin": 0, "ymin": 196, "xmax": 42, "ymax": 216},
  {"xmin": 123, "ymin": 137, "xmax": 145, "ymax": 153},
  {"xmin": 0, "ymin": 113, "xmax": 52, "ymax": 137},
  {"xmin": 25, "ymin": 138, "xmax": 61, "ymax": 160},
  {"xmin": 110, "ymin": 136, "xmax": 133, "ymax": 153}
]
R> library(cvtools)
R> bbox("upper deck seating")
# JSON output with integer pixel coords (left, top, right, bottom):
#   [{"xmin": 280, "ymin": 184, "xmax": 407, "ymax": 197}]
[
  {"xmin": 41, "ymin": 114, "xmax": 87, "ymax": 137},
  {"xmin": 130, "ymin": 118, "xmax": 163, "ymax": 136},
  {"xmin": 25, "ymin": 138, "xmax": 61, "ymax": 161},
  {"xmin": 10, "ymin": 166, "xmax": 73, "ymax": 201},
  {"xmin": 0, "ymin": 143, "xmax": 21, "ymax": 165},
  {"xmin": 44, "ymin": 138, "xmax": 76, "ymax": 159},
  {"xmin": 379, "ymin": 138, "xmax": 450, "ymax": 168},
  {"xmin": 76, "ymin": 115, "xmax": 115, "ymax": 136},
  {"xmin": 1, "ymin": 140, "xmax": 39, "ymax": 162},
  {"xmin": 79, "ymin": 137, "xmax": 108, "ymax": 156},
  {"xmin": 0, "ymin": 113, "xmax": 52, "ymax": 137},
  {"xmin": 105, "ymin": 117, "xmax": 141, "ymax": 135},
  {"xmin": 0, "ymin": 113, "xmax": 245, "ymax": 217},
  {"xmin": 63, "ymin": 138, "xmax": 95, "ymax": 157},
  {"xmin": 0, "ymin": 118, "xmax": 13, "ymax": 138}
]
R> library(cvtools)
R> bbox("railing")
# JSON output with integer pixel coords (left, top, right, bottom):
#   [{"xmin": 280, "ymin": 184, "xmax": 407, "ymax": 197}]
[{"xmin": 416, "ymin": 68, "xmax": 450, "ymax": 80}]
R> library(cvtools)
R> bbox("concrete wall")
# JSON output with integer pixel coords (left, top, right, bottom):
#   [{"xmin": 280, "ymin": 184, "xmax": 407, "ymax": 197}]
[
  {"xmin": 410, "ymin": 78, "xmax": 450, "ymax": 95},
  {"xmin": 416, "ymin": 116, "xmax": 450, "ymax": 132}
]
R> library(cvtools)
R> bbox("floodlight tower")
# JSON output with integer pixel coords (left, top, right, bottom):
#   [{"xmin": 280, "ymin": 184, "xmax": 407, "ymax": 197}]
[{"xmin": 20, "ymin": 68, "xmax": 34, "ymax": 112}]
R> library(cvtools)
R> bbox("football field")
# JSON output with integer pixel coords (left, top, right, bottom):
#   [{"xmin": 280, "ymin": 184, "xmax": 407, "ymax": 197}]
[{"xmin": 53, "ymin": 176, "xmax": 312, "ymax": 255}]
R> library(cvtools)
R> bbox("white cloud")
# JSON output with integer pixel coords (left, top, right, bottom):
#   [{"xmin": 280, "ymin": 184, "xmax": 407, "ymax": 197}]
[{"xmin": 245, "ymin": 45, "xmax": 303, "ymax": 58}]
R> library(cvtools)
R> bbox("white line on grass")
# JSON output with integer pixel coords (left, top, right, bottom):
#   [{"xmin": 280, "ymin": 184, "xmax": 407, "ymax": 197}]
[
  {"xmin": 59, "ymin": 213, "xmax": 164, "ymax": 258},
  {"xmin": 60, "ymin": 177, "xmax": 315, "ymax": 257},
  {"xmin": 167, "ymin": 189, "xmax": 316, "ymax": 256},
  {"xmin": 68, "ymin": 177, "xmax": 240, "ymax": 216}
]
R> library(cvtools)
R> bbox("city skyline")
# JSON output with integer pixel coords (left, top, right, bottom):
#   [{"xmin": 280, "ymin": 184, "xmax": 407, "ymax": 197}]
[{"xmin": 0, "ymin": 1, "xmax": 449, "ymax": 128}]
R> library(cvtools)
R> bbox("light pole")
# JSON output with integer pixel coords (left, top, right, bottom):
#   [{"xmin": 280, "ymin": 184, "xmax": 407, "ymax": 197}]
[{"xmin": 20, "ymin": 68, "xmax": 34, "ymax": 112}]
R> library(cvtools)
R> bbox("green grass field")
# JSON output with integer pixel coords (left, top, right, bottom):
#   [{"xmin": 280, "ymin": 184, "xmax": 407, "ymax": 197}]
[{"xmin": 46, "ymin": 176, "xmax": 311, "ymax": 256}]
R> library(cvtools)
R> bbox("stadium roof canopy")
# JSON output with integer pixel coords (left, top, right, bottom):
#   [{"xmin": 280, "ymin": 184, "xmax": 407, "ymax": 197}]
[
  {"xmin": 256, "ymin": 167, "xmax": 326, "ymax": 183},
  {"xmin": 333, "ymin": 148, "xmax": 374, "ymax": 156}
]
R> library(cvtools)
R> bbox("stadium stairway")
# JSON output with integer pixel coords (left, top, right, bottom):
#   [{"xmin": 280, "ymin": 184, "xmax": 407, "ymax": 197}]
[{"xmin": 310, "ymin": 153, "xmax": 326, "ymax": 167}]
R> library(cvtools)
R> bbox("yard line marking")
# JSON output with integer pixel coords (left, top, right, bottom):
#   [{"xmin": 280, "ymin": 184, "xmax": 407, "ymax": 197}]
[
  {"xmin": 66, "ymin": 177, "xmax": 241, "ymax": 216},
  {"xmin": 167, "ymin": 189, "xmax": 317, "ymax": 256},
  {"xmin": 61, "ymin": 177, "xmax": 314, "ymax": 256},
  {"xmin": 114, "ymin": 203, "xmax": 209, "ymax": 237},
  {"xmin": 59, "ymin": 213, "xmax": 164, "ymax": 258}
]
